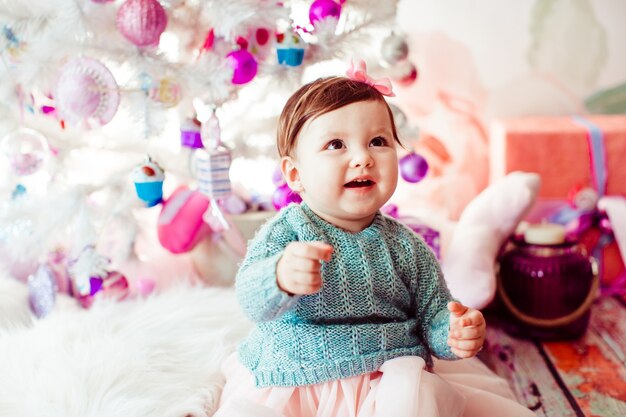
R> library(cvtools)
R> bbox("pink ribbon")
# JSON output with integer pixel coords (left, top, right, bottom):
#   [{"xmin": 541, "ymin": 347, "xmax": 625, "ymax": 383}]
[{"xmin": 346, "ymin": 60, "xmax": 395, "ymax": 97}]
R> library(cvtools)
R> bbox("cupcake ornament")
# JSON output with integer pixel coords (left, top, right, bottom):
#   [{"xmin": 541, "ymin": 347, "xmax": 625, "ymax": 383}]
[
  {"xmin": 276, "ymin": 31, "xmax": 306, "ymax": 67},
  {"xmin": 132, "ymin": 157, "xmax": 165, "ymax": 207}
]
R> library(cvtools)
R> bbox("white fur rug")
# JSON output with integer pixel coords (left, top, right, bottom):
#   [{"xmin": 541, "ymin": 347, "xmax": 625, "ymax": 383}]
[{"xmin": 0, "ymin": 276, "xmax": 251, "ymax": 417}]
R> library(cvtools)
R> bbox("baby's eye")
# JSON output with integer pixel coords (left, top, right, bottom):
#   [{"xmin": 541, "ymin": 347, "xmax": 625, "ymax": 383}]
[
  {"xmin": 369, "ymin": 136, "xmax": 388, "ymax": 147},
  {"xmin": 325, "ymin": 139, "xmax": 345, "ymax": 150}
]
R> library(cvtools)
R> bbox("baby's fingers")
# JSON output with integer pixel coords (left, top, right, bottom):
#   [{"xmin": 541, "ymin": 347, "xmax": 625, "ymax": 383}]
[
  {"xmin": 449, "ymin": 326, "xmax": 483, "ymax": 340},
  {"xmin": 463, "ymin": 310, "xmax": 486, "ymax": 328},
  {"xmin": 449, "ymin": 346, "xmax": 482, "ymax": 359},
  {"xmin": 447, "ymin": 301, "xmax": 468, "ymax": 317},
  {"xmin": 448, "ymin": 338, "xmax": 483, "ymax": 358},
  {"xmin": 288, "ymin": 241, "xmax": 333, "ymax": 262}
]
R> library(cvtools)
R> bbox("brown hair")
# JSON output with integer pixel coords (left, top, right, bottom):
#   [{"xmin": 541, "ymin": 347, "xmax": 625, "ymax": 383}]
[{"xmin": 277, "ymin": 77, "xmax": 401, "ymax": 157}]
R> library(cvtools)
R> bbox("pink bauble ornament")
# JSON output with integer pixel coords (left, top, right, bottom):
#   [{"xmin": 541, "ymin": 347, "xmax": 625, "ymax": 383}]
[
  {"xmin": 309, "ymin": 0, "xmax": 342, "ymax": 26},
  {"xmin": 135, "ymin": 278, "xmax": 156, "ymax": 297},
  {"xmin": 0, "ymin": 128, "xmax": 50, "ymax": 176},
  {"xmin": 116, "ymin": 0, "xmax": 167, "ymax": 47},
  {"xmin": 272, "ymin": 183, "xmax": 302, "ymax": 210},
  {"xmin": 395, "ymin": 61, "xmax": 418, "ymax": 86},
  {"xmin": 598, "ymin": 214, "xmax": 613, "ymax": 236},
  {"xmin": 399, "ymin": 152, "xmax": 429, "ymax": 183},
  {"xmin": 55, "ymin": 57, "xmax": 120, "ymax": 126},
  {"xmin": 226, "ymin": 49, "xmax": 258, "ymax": 85}
]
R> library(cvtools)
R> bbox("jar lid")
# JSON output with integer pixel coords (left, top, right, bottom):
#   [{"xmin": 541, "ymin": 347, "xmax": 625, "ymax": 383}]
[{"xmin": 524, "ymin": 223, "xmax": 566, "ymax": 245}]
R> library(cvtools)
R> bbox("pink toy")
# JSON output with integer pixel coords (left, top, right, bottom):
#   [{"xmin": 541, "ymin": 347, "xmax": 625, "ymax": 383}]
[
  {"xmin": 442, "ymin": 172, "xmax": 541, "ymax": 309},
  {"xmin": 157, "ymin": 186, "xmax": 212, "ymax": 254}
]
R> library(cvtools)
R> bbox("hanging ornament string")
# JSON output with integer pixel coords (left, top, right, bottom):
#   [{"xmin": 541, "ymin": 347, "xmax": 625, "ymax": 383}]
[{"xmin": 138, "ymin": 71, "xmax": 153, "ymax": 140}]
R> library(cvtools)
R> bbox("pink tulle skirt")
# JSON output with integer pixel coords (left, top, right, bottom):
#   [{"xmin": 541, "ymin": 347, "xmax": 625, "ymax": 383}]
[{"xmin": 213, "ymin": 354, "xmax": 536, "ymax": 417}]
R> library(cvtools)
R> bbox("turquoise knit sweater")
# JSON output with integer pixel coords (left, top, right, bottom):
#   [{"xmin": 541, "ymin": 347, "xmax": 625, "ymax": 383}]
[{"xmin": 236, "ymin": 203, "xmax": 458, "ymax": 387}]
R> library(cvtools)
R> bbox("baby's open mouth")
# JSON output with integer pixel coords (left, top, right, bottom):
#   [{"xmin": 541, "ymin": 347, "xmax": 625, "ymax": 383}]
[{"xmin": 344, "ymin": 179, "xmax": 375, "ymax": 188}]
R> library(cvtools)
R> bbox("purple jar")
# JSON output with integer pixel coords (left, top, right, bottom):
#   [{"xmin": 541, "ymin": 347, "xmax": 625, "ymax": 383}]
[{"xmin": 497, "ymin": 234, "xmax": 598, "ymax": 340}]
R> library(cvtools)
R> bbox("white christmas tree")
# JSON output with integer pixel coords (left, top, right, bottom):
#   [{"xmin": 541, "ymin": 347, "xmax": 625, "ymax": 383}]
[{"xmin": 0, "ymin": 0, "xmax": 416, "ymax": 311}]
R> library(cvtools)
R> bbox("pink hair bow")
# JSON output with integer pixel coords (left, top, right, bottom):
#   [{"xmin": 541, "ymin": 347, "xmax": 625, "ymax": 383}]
[{"xmin": 346, "ymin": 59, "xmax": 395, "ymax": 97}]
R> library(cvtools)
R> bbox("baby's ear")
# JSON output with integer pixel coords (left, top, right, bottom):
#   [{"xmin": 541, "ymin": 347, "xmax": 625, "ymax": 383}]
[{"xmin": 280, "ymin": 156, "xmax": 303, "ymax": 192}]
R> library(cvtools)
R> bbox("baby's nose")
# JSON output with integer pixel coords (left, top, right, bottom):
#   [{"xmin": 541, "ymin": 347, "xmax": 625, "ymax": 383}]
[{"xmin": 350, "ymin": 149, "xmax": 374, "ymax": 168}]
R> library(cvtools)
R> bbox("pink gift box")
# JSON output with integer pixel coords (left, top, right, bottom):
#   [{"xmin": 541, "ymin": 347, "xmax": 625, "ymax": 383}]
[{"xmin": 490, "ymin": 116, "xmax": 626, "ymax": 199}]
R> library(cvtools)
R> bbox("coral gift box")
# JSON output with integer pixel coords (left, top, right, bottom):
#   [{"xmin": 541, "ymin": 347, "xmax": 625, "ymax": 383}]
[
  {"xmin": 490, "ymin": 115, "xmax": 626, "ymax": 198},
  {"xmin": 490, "ymin": 115, "xmax": 626, "ymax": 288}
]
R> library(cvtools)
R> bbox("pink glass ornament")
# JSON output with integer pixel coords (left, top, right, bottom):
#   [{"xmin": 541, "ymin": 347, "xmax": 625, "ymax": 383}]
[
  {"xmin": 399, "ymin": 152, "xmax": 429, "ymax": 183},
  {"xmin": 0, "ymin": 128, "xmax": 50, "ymax": 176},
  {"xmin": 272, "ymin": 183, "xmax": 302, "ymax": 210},
  {"xmin": 55, "ymin": 57, "xmax": 120, "ymax": 125},
  {"xmin": 309, "ymin": 0, "xmax": 342, "ymax": 26},
  {"xmin": 135, "ymin": 278, "xmax": 155, "ymax": 297},
  {"xmin": 396, "ymin": 61, "xmax": 418, "ymax": 86},
  {"xmin": 226, "ymin": 49, "xmax": 258, "ymax": 85},
  {"xmin": 116, "ymin": 0, "xmax": 168, "ymax": 47}
]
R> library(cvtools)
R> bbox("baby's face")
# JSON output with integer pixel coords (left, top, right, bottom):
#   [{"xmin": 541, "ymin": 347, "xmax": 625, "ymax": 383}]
[{"xmin": 284, "ymin": 100, "xmax": 398, "ymax": 232}]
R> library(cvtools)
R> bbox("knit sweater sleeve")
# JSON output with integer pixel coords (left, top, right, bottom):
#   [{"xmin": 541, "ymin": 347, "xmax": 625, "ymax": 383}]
[
  {"xmin": 235, "ymin": 212, "xmax": 299, "ymax": 322},
  {"xmin": 406, "ymin": 228, "xmax": 459, "ymax": 361}
]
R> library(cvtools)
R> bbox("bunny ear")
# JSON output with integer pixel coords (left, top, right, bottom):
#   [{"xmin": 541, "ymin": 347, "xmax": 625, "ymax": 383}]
[{"xmin": 346, "ymin": 59, "xmax": 395, "ymax": 97}]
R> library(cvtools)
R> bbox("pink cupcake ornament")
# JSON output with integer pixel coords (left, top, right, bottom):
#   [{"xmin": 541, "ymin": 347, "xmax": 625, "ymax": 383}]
[{"xmin": 55, "ymin": 57, "xmax": 120, "ymax": 126}]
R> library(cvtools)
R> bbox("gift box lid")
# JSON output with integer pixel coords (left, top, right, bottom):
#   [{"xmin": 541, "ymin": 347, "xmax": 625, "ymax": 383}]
[{"xmin": 490, "ymin": 115, "xmax": 626, "ymax": 199}]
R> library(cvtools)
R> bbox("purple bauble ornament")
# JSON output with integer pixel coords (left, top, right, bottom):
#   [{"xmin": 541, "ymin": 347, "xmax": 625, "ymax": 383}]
[
  {"xmin": 226, "ymin": 49, "xmax": 258, "ymax": 85},
  {"xmin": 116, "ymin": 0, "xmax": 168, "ymax": 47},
  {"xmin": 76, "ymin": 271, "xmax": 129, "ymax": 309},
  {"xmin": 28, "ymin": 264, "xmax": 57, "ymax": 318},
  {"xmin": 272, "ymin": 165, "xmax": 285, "ymax": 186},
  {"xmin": 309, "ymin": 0, "xmax": 342, "ymax": 26},
  {"xmin": 400, "ymin": 152, "xmax": 429, "ymax": 183},
  {"xmin": 272, "ymin": 183, "xmax": 302, "ymax": 210},
  {"xmin": 222, "ymin": 194, "xmax": 247, "ymax": 215}
]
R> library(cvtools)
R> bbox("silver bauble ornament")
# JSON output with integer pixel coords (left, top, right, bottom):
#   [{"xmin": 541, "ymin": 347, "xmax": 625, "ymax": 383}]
[{"xmin": 381, "ymin": 33, "xmax": 409, "ymax": 65}]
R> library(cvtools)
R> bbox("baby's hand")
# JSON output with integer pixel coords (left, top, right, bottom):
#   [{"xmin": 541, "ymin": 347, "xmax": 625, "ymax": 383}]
[
  {"xmin": 276, "ymin": 241, "xmax": 333, "ymax": 295},
  {"xmin": 447, "ymin": 301, "xmax": 486, "ymax": 359}
]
